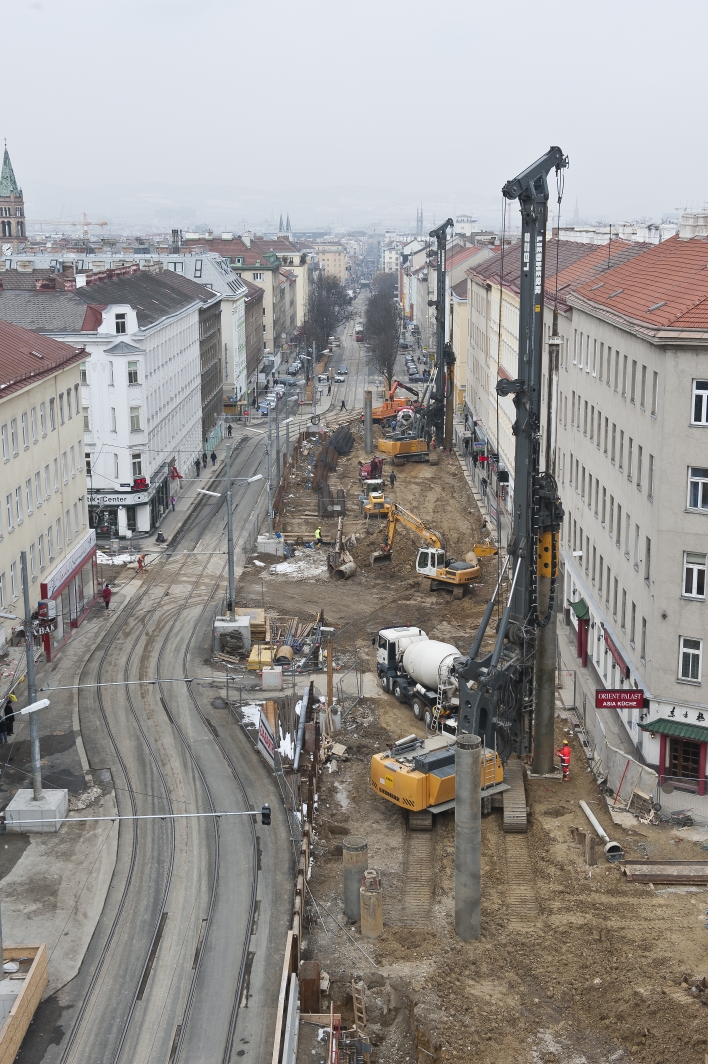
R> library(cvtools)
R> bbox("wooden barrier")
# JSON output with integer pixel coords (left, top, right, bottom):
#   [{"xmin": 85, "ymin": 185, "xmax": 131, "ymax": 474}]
[{"xmin": 0, "ymin": 945, "xmax": 48, "ymax": 1064}]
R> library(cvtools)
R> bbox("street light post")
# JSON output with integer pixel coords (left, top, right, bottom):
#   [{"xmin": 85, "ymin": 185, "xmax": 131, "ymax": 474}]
[
  {"xmin": 20, "ymin": 551, "xmax": 42, "ymax": 801},
  {"xmin": 226, "ymin": 443, "xmax": 235, "ymax": 619},
  {"xmin": 267, "ymin": 403, "xmax": 273, "ymax": 536},
  {"xmin": 275, "ymin": 401, "xmax": 281, "ymax": 487}
]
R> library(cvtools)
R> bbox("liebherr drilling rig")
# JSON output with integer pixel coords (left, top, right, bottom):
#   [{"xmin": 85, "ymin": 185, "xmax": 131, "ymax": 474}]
[{"xmin": 453, "ymin": 147, "xmax": 569, "ymax": 791}]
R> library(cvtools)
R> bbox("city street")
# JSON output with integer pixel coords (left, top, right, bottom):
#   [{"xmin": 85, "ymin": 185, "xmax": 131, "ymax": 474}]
[{"xmin": 17, "ymin": 435, "xmax": 292, "ymax": 1064}]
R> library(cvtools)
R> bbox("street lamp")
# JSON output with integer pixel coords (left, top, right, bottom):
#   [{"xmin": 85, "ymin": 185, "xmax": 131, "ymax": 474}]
[
  {"xmin": 244, "ymin": 416, "xmax": 293, "ymax": 536},
  {"xmin": 197, "ymin": 449, "xmax": 262, "ymax": 618}
]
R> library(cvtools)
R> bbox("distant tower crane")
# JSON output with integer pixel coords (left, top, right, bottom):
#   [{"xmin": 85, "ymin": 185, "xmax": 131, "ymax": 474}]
[{"xmin": 29, "ymin": 213, "xmax": 108, "ymax": 239}]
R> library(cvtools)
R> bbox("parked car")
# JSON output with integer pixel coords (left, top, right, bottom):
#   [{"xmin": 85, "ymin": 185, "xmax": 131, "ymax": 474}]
[
  {"xmin": 337, "ymin": 366, "xmax": 348, "ymax": 374},
  {"xmin": 334, "ymin": 374, "xmax": 345, "ymax": 383},
  {"xmin": 317, "ymin": 373, "xmax": 329, "ymax": 384},
  {"xmin": 258, "ymin": 402, "xmax": 271, "ymax": 416},
  {"xmin": 266, "ymin": 392, "xmax": 278, "ymax": 404},
  {"xmin": 287, "ymin": 364, "xmax": 300, "ymax": 376},
  {"xmin": 274, "ymin": 376, "xmax": 290, "ymax": 386},
  {"xmin": 408, "ymin": 373, "xmax": 426, "ymax": 383}
]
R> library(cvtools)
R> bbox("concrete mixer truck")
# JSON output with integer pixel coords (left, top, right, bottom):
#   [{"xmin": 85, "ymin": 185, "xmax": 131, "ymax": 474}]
[{"xmin": 376, "ymin": 625, "xmax": 461, "ymax": 728}]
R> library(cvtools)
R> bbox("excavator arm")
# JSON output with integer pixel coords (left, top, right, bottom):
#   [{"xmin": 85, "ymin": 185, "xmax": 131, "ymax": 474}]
[
  {"xmin": 389, "ymin": 380, "xmax": 420, "ymax": 402},
  {"xmin": 381, "ymin": 505, "xmax": 443, "ymax": 554}
]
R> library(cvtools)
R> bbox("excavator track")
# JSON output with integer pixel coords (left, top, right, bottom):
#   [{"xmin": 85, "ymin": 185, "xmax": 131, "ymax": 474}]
[{"xmin": 502, "ymin": 758, "xmax": 528, "ymax": 833}]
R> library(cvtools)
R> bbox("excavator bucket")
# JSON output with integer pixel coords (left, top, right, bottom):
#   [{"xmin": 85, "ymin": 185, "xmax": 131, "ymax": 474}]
[{"xmin": 370, "ymin": 550, "xmax": 392, "ymax": 565}]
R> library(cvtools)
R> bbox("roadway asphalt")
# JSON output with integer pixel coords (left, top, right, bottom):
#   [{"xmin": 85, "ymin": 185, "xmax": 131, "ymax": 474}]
[{"xmin": 17, "ymin": 433, "xmax": 293, "ymax": 1064}]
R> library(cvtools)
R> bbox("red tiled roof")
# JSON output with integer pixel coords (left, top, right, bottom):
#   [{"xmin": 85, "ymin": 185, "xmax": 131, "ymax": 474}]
[
  {"xmin": 0, "ymin": 319, "xmax": 84, "ymax": 399},
  {"xmin": 240, "ymin": 277, "xmax": 264, "ymax": 303},
  {"xmin": 571, "ymin": 235, "xmax": 708, "ymax": 330},
  {"xmin": 451, "ymin": 279, "xmax": 467, "ymax": 298},
  {"xmin": 446, "ymin": 245, "xmax": 487, "ymax": 272}
]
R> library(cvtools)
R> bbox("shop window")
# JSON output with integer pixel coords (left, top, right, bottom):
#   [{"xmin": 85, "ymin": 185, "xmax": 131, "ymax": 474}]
[
  {"xmin": 679, "ymin": 636, "xmax": 702, "ymax": 683},
  {"xmin": 671, "ymin": 737, "xmax": 701, "ymax": 781},
  {"xmin": 683, "ymin": 552, "xmax": 706, "ymax": 598},
  {"xmin": 687, "ymin": 467, "xmax": 708, "ymax": 511}
]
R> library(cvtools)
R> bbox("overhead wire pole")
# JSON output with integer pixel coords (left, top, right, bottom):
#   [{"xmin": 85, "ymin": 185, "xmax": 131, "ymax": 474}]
[
  {"xmin": 226, "ymin": 443, "xmax": 235, "ymax": 618},
  {"xmin": 20, "ymin": 551, "xmax": 42, "ymax": 801}
]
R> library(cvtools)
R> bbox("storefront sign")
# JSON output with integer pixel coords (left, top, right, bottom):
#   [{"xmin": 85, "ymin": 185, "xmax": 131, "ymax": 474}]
[
  {"xmin": 258, "ymin": 712, "xmax": 276, "ymax": 769},
  {"xmin": 596, "ymin": 689, "xmax": 644, "ymax": 710},
  {"xmin": 33, "ymin": 619, "xmax": 57, "ymax": 636},
  {"xmin": 43, "ymin": 530, "xmax": 96, "ymax": 598},
  {"xmin": 93, "ymin": 492, "xmax": 149, "ymax": 506},
  {"xmin": 603, "ymin": 628, "xmax": 630, "ymax": 679}
]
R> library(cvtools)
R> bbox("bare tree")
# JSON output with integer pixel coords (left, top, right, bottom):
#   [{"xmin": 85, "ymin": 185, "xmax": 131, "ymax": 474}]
[
  {"xmin": 301, "ymin": 272, "xmax": 351, "ymax": 378},
  {"xmin": 365, "ymin": 274, "xmax": 400, "ymax": 388}
]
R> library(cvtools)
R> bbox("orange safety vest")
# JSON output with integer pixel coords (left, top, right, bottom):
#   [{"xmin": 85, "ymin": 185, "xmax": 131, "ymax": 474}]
[{"xmin": 557, "ymin": 745, "xmax": 571, "ymax": 768}]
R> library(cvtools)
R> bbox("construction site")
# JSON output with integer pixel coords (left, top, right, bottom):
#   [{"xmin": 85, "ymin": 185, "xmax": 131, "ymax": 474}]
[{"xmin": 227, "ymin": 416, "xmax": 708, "ymax": 1064}]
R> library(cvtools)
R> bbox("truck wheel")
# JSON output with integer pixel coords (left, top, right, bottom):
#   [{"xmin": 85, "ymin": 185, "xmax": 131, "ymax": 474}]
[
  {"xmin": 381, "ymin": 675, "xmax": 390, "ymax": 693},
  {"xmin": 424, "ymin": 708, "xmax": 434, "ymax": 729},
  {"xmin": 393, "ymin": 682, "xmax": 404, "ymax": 703},
  {"xmin": 411, "ymin": 696, "xmax": 424, "ymax": 720}
]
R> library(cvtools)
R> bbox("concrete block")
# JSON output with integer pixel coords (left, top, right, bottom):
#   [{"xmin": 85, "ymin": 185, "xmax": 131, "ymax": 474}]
[
  {"xmin": 256, "ymin": 536, "xmax": 284, "ymax": 556},
  {"xmin": 262, "ymin": 666, "xmax": 283, "ymax": 690},
  {"xmin": 5, "ymin": 789, "xmax": 69, "ymax": 833}
]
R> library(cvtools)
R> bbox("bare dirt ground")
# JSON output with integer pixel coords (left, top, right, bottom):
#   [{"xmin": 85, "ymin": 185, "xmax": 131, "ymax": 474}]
[{"xmin": 237, "ymin": 431, "xmax": 708, "ymax": 1064}]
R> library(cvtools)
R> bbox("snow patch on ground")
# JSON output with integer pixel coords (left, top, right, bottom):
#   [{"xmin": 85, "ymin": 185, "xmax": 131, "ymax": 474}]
[
  {"xmin": 240, "ymin": 703, "xmax": 263, "ymax": 727},
  {"xmin": 271, "ymin": 552, "xmax": 328, "ymax": 579},
  {"xmin": 97, "ymin": 551, "xmax": 138, "ymax": 566}
]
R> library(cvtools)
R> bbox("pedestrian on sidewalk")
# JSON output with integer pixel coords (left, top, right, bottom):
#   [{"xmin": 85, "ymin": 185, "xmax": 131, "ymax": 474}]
[
  {"xmin": 327, "ymin": 384, "xmax": 331, "ymax": 395},
  {"xmin": 210, "ymin": 450, "xmax": 217, "ymax": 467},
  {"xmin": 481, "ymin": 475, "xmax": 488, "ymax": 497},
  {"xmin": 4, "ymin": 694, "xmax": 16, "ymax": 740},
  {"xmin": 389, "ymin": 470, "xmax": 396, "ymax": 489},
  {"xmin": 202, "ymin": 450, "xmax": 208, "ymax": 467},
  {"xmin": 556, "ymin": 741, "xmax": 571, "ymax": 781},
  {"xmin": 0, "ymin": 713, "xmax": 7, "ymax": 745},
  {"xmin": 195, "ymin": 458, "xmax": 201, "ymax": 477},
  {"xmin": 472, "ymin": 451, "xmax": 479, "ymax": 468},
  {"xmin": 464, "ymin": 437, "xmax": 470, "ymax": 455},
  {"xmin": 340, "ymin": 400, "xmax": 346, "ymax": 411},
  {"xmin": 227, "ymin": 424, "xmax": 233, "ymax": 437},
  {"xmin": 102, "ymin": 583, "xmax": 112, "ymax": 611},
  {"xmin": 170, "ymin": 495, "xmax": 176, "ymax": 512}
]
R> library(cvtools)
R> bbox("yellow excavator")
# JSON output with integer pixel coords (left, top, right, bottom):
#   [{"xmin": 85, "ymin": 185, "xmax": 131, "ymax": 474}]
[{"xmin": 370, "ymin": 503, "xmax": 484, "ymax": 598}]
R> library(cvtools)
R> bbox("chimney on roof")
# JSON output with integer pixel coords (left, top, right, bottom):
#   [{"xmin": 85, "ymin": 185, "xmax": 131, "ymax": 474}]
[
  {"xmin": 242, "ymin": 232, "xmax": 252, "ymax": 248},
  {"xmin": 171, "ymin": 228, "xmax": 181, "ymax": 254},
  {"xmin": 678, "ymin": 209, "xmax": 708, "ymax": 240},
  {"xmin": 35, "ymin": 277, "xmax": 56, "ymax": 291}
]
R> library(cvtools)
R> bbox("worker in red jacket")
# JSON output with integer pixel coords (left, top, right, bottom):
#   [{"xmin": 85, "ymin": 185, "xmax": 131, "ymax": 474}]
[
  {"xmin": 102, "ymin": 583, "xmax": 112, "ymax": 611},
  {"xmin": 556, "ymin": 741, "xmax": 571, "ymax": 781}
]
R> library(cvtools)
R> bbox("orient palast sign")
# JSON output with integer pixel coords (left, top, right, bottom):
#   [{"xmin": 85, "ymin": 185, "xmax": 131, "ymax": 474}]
[{"xmin": 596, "ymin": 689, "xmax": 644, "ymax": 711}]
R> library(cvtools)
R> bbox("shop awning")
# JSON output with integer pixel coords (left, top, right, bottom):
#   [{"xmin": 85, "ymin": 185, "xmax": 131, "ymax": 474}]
[
  {"xmin": 568, "ymin": 597, "xmax": 590, "ymax": 620},
  {"xmin": 640, "ymin": 718, "xmax": 708, "ymax": 743}
]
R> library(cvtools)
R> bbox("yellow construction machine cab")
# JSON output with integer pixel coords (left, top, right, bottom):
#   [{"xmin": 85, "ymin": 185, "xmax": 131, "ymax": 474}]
[{"xmin": 370, "ymin": 734, "xmax": 504, "ymax": 815}]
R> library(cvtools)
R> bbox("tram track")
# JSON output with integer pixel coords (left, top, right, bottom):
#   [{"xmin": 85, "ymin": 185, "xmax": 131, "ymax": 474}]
[{"xmin": 53, "ymin": 433, "xmax": 268, "ymax": 1064}]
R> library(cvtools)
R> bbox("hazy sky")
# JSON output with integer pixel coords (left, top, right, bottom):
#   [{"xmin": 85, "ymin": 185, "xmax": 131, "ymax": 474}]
[{"xmin": 7, "ymin": 0, "xmax": 707, "ymax": 231}]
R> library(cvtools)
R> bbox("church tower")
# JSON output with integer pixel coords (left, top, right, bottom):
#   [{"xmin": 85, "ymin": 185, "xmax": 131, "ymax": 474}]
[{"xmin": 0, "ymin": 145, "xmax": 25, "ymax": 255}]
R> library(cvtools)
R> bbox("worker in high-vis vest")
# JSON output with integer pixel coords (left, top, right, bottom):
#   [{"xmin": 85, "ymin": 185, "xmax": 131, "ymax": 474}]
[
  {"xmin": 556, "ymin": 741, "xmax": 571, "ymax": 781},
  {"xmin": 314, "ymin": 526, "xmax": 323, "ymax": 548}
]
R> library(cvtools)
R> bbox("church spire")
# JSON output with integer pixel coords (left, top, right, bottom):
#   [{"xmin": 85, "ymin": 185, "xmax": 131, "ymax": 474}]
[
  {"xmin": 286, "ymin": 213, "xmax": 291, "ymax": 233},
  {"xmin": 279, "ymin": 213, "xmax": 284, "ymax": 233},
  {"xmin": 0, "ymin": 145, "xmax": 21, "ymax": 197}
]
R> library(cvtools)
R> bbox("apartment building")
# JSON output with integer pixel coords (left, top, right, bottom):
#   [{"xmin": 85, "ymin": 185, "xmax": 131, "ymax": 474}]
[
  {"xmin": 0, "ymin": 267, "xmax": 209, "ymax": 536},
  {"xmin": 313, "ymin": 242, "xmax": 347, "ymax": 284},
  {"xmin": 0, "ymin": 321, "xmax": 96, "ymax": 661},
  {"xmin": 561, "ymin": 231, "xmax": 708, "ymax": 794}
]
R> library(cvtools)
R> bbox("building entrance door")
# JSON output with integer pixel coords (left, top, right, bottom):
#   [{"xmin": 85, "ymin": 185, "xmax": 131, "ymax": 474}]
[{"xmin": 671, "ymin": 738, "xmax": 701, "ymax": 782}]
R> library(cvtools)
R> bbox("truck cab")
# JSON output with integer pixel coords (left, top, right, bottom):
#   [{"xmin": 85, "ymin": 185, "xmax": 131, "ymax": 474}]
[{"xmin": 376, "ymin": 626, "xmax": 428, "ymax": 692}]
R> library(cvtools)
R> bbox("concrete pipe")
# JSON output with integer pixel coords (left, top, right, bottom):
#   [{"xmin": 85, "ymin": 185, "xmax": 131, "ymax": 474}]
[
  {"xmin": 342, "ymin": 836, "xmax": 368, "ymax": 922},
  {"xmin": 579, "ymin": 800, "xmax": 625, "ymax": 862},
  {"xmin": 334, "ymin": 562, "xmax": 357, "ymax": 580}
]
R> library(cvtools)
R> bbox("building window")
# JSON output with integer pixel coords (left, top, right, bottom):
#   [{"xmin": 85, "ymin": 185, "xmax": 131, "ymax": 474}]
[
  {"xmin": 132, "ymin": 453, "xmax": 142, "ymax": 478},
  {"xmin": 5, "ymin": 494, "xmax": 13, "ymax": 532},
  {"xmin": 1, "ymin": 222, "xmax": 11, "ymax": 238},
  {"xmin": 613, "ymin": 353, "xmax": 620, "ymax": 392},
  {"xmin": 85, "ymin": 452, "xmax": 92, "ymax": 477},
  {"xmin": 53, "ymin": 457, "xmax": 59, "ymax": 491},
  {"xmin": 601, "ymin": 487, "xmax": 606, "ymax": 525},
  {"xmin": 10, "ymin": 561, "xmax": 17, "ymax": 600},
  {"xmin": 73, "ymin": 502, "xmax": 79, "ymax": 535},
  {"xmin": 34, "ymin": 471, "xmax": 42, "ymax": 509},
  {"xmin": 690, "ymin": 379, "xmax": 708, "ymax": 425},
  {"xmin": 128, "ymin": 361, "xmax": 139, "ymax": 385},
  {"xmin": 630, "ymin": 360, "xmax": 637, "ymax": 403},
  {"xmin": 651, "ymin": 371, "xmax": 658, "ymax": 416},
  {"xmin": 66, "ymin": 389, "xmax": 72, "ymax": 419},
  {"xmin": 21, "ymin": 412, "xmax": 29, "ymax": 449},
  {"xmin": 70, "ymin": 446, "xmax": 76, "ymax": 477},
  {"xmin": 683, "ymin": 552, "xmax": 706, "ymax": 598},
  {"xmin": 110, "ymin": 407, "xmax": 117, "ymax": 432},
  {"xmin": 194, "ymin": 259, "xmax": 203, "ymax": 278},
  {"xmin": 14, "ymin": 486, "xmax": 23, "ymax": 524},
  {"xmin": 65, "ymin": 509, "xmax": 72, "ymax": 543},
  {"xmin": 687, "ymin": 467, "xmax": 708, "ymax": 511},
  {"xmin": 109, "ymin": 361, "xmax": 114, "ymax": 386},
  {"xmin": 679, "ymin": 636, "xmax": 702, "ymax": 683},
  {"xmin": 630, "ymin": 602, "xmax": 636, "ymax": 646},
  {"xmin": 621, "ymin": 355, "xmax": 628, "ymax": 397},
  {"xmin": 115, "ymin": 313, "xmax": 127, "ymax": 334},
  {"xmin": 624, "ymin": 513, "xmax": 631, "ymax": 558},
  {"xmin": 39, "ymin": 402, "xmax": 46, "ymax": 435},
  {"xmin": 644, "ymin": 537, "xmax": 651, "ymax": 584},
  {"xmin": 114, "ymin": 454, "xmax": 119, "ymax": 479},
  {"xmin": 80, "ymin": 361, "xmax": 87, "ymax": 384},
  {"xmin": 640, "ymin": 617, "xmax": 647, "ymax": 662},
  {"xmin": 253, "ymin": 272, "xmax": 264, "ymax": 282},
  {"xmin": 30, "ymin": 407, "xmax": 37, "ymax": 443},
  {"xmin": 83, "ymin": 406, "xmax": 90, "ymax": 430},
  {"xmin": 55, "ymin": 517, "xmax": 62, "ymax": 552},
  {"xmin": 613, "ymin": 577, "xmax": 618, "ymax": 618},
  {"xmin": 47, "ymin": 525, "xmax": 54, "ymax": 559},
  {"xmin": 38, "ymin": 534, "xmax": 45, "ymax": 570},
  {"xmin": 640, "ymin": 365, "xmax": 647, "ymax": 410},
  {"xmin": 59, "ymin": 393, "xmax": 64, "ymax": 424},
  {"xmin": 49, "ymin": 397, "xmax": 56, "ymax": 431},
  {"xmin": 627, "ymin": 438, "xmax": 633, "ymax": 480},
  {"xmin": 633, "ymin": 523, "xmax": 640, "ymax": 568},
  {"xmin": 621, "ymin": 588, "xmax": 627, "ymax": 630},
  {"xmin": 616, "ymin": 504, "xmax": 622, "ymax": 547},
  {"xmin": 29, "ymin": 543, "xmax": 36, "ymax": 581},
  {"xmin": 130, "ymin": 407, "xmax": 141, "ymax": 431},
  {"xmin": 648, "ymin": 454, "xmax": 655, "ymax": 500},
  {"xmin": 619, "ymin": 430, "xmax": 624, "ymax": 471},
  {"xmin": 10, "ymin": 418, "xmax": 18, "ymax": 455},
  {"xmin": 637, "ymin": 445, "xmax": 643, "ymax": 489},
  {"xmin": 1, "ymin": 424, "xmax": 7, "ymax": 462},
  {"xmin": 611, "ymin": 423, "xmax": 616, "ymax": 463},
  {"xmin": 62, "ymin": 451, "xmax": 68, "ymax": 484},
  {"xmin": 25, "ymin": 478, "xmax": 32, "ymax": 516},
  {"xmin": 0, "ymin": 572, "xmax": 4, "ymax": 608}
]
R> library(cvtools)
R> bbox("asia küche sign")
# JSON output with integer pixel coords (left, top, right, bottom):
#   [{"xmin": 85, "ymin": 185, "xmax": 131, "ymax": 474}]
[{"xmin": 595, "ymin": 689, "xmax": 644, "ymax": 711}]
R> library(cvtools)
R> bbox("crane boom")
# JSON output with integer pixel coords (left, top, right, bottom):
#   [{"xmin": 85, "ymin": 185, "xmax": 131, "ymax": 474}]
[{"xmin": 381, "ymin": 504, "xmax": 443, "ymax": 553}]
